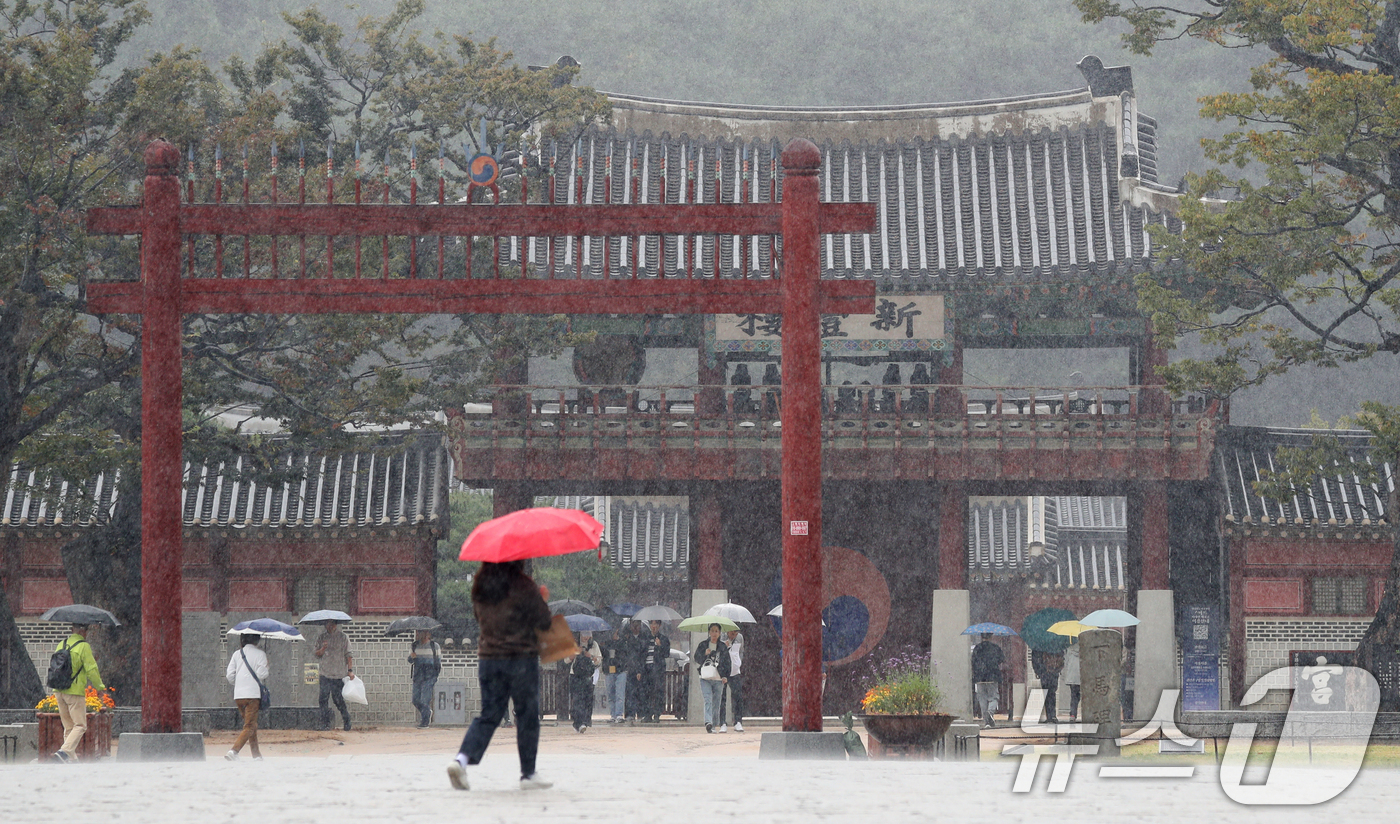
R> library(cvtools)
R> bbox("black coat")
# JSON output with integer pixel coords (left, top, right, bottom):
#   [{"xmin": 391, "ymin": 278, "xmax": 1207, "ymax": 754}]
[{"xmin": 692, "ymin": 639, "xmax": 731, "ymax": 678}]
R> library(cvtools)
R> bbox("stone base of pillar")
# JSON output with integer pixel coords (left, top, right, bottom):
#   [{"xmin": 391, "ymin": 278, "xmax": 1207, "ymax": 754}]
[
  {"xmin": 1134, "ymin": 590, "xmax": 1177, "ymax": 721},
  {"xmin": 758, "ymin": 731, "xmax": 847, "ymax": 760},
  {"xmin": 930, "ymin": 590, "xmax": 972, "ymax": 719},
  {"xmin": 115, "ymin": 732, "xmax": 205, "ymax": 761}
]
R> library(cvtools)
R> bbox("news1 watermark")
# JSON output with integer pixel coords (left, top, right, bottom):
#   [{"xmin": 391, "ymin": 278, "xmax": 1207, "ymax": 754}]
[{"xmin": 1003, "ymin": 666, "xmax": 1381, "ymax": 805}]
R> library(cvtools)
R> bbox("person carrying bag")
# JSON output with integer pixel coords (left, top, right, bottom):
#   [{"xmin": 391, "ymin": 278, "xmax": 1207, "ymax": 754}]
[{"xmin": 224, "ymin": 633, "xmax": 270, "ymax": 761}]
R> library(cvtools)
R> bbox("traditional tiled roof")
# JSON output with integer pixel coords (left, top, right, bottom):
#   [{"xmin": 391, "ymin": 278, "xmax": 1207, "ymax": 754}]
[
  {"xmin": 553, "ymin": 495, "xmax": 690, "ymax": 571},
  {"xmin": 1, "ymin": 435, "xmax": 449, "ymax": 530},
  {"xmin": 520, "ymin": 59, "xmax": 1181, "ymax": 287},
  {"xmin": 967, "ymin": 495, "xmax": 1128, "ymax": 589},
  {"xmin": 1217, "ymin": 427, "xmax": 1394, "ymax": 527}
]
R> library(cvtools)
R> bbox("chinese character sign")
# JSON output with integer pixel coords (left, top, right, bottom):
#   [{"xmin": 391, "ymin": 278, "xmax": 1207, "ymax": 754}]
[{"xmin": 713, "ymin": 295, "xmax": 945, "ymax": 354}]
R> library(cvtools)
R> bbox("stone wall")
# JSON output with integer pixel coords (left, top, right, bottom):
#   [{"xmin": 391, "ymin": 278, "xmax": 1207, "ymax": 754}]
[
  {"xmin": 18, "ymin": 616, "xmax": 481, "ymax": 727},
  {"xmin": 1244, "ymin": 617, "xmax": 1369, "ymax": 712}
]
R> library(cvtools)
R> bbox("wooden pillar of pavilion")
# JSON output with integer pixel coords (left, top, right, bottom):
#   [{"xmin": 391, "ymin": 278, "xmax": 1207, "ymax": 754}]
[
  {"xmin": 937, "ymin": 483, "xmax": 967, "ymax": 590},
  {"xmin": 934, "ymin": 340, "xmax": 964, "ymax": 414},
  {"xmin": 696, "ymin": 487, "xmax": 724, "ymax": 590},
  {"xmin": 139, "ymin": 140, "xmax": 186, "ymax": 734},
  {"xmin": 778, "ymin": 139, "xmax": 825, "ymax": 732}
]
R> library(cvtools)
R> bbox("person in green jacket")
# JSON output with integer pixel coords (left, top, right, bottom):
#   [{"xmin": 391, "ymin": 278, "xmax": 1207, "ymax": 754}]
[{"xmin": 53, "ymin": 623, "xmax": 106, "ymax": 763}]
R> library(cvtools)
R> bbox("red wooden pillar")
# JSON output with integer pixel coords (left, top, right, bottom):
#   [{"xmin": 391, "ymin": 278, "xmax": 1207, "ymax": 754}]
[
  {"xmin": 1140, "ymin": 482, "xmax": 1170, "ymax": 590},
  {"xmin": 696, "ymin": 352, "xmax": 726, "ymax": 416},
  {"xmin": 779, "ymin": 139, "xmax": 823, "ymax": 732},
  {"xmin": 937, "ymin": 483, "xmax": 966, "ymax": 590},
  {"xmin": 493, "ymin": 482, "xmax": 533, "ymax": 518},
  {"xmin": 1139, "ymin": 327, "xmax": 1169, "ymax": 415},
  {"xmin": 696, "ymin": 488, "xmax": 723, "ymax": 590},
  {"xmin": 934, "ymin": 343, "xmax": 964, "ymax": 414},
  {"xmin": 140, "ymin": 140, "xmax": 185, "ymax": 734}
]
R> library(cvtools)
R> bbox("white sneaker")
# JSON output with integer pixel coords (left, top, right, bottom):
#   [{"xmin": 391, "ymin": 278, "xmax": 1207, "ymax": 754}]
[
  {"xmin": 718, "ymin": 724, "xmax": 728, "ymax": 733},
  {"xmin": 223, "ymin": 750, "xmax": 238, "ymax": 762},
  {"xmin": 734, "ymin": 722, "xmax": 744, "ymax": 732},
  {"xmin": 252, "ymin": 756, "xmax": 264, "ymax": 762},
  {"xmin": 447, "ymin": 761, "xmax": 469, "ymax": 791},
  {"xmin": 520, "ymin": 774, "xmax": 553, "ymax": 790}
]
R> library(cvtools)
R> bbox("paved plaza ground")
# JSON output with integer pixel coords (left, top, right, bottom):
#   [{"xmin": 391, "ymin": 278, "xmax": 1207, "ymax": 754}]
[{"xmin": 5, "ymin": 720, "xmax": 1400, "ymax": 822}]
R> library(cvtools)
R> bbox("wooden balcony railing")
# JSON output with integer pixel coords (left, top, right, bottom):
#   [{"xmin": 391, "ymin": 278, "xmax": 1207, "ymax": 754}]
[{"xmin": 447, "ymin": 384, "xmax": 1224, "ymax": 482}]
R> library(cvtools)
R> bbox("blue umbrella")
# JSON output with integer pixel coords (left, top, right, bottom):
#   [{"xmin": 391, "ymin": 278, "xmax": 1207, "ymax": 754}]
[
  {"xmin": 564, "ymin": 614, "xmax": 612, "ymax": 632},
  {"xmin": 609, "ymin": 603, "xmax": 642, "ymax": 616},
  {"xmin": 961, "ymin": 622, "xmax": 1018, "ymax": 636},
  {"xmin": 227, "ymin": 618, "xmax": 304, "ymax": 641}
]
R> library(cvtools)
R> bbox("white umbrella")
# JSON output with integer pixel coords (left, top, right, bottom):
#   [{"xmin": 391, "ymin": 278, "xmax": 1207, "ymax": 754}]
[
  {"xmin": 227, "ymin": 618, "xmax": 305, "ymax": 641},
  {"xmin": 298, "ymin": 609, "xmax": 353, "ymax": 625},
  {"xmin": 704, "ymin": 603, "xmax": 757, "ymax": 623},
  {"xmin": 767, "ymin": 604, "xmax": 823, "ymax": 626},
  {"xmin": 633, "ymin": 604, "xmax": 684, "ymax": 622}
]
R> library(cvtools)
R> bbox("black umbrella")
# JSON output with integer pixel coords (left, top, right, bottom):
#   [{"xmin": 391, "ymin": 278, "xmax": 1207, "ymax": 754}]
[
  {"xmin": 384, "ymin": 616, "xmax": 445, "ymax": 637},
  {"xmin": 39, "ymin": 604, "xmax": 120, "ymax": 627},
  {"xmin": 548, "ymin": 599, "xmax": 597, "ymax": 616}
]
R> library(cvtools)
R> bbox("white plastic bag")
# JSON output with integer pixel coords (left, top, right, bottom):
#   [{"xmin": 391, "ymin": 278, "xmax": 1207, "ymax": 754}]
[{"xmin": 341, "ymin": 675, "xmax": 368, "ymax": 705}]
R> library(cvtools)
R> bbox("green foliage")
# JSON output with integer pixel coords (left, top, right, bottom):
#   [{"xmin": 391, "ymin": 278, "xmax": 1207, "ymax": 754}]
[
  {"xmin": 860, "ymin": 671, "xmax": 942, "ymax": 715},
  {"xmin": 859, "ymin": 647, "xmax": 941, "ymax": 714},
  {"xmin": 1077, "ymin": 0, "xmax": 1400, "ymax": 686},
  {"xmin": 434, "ymin": 491, "xmax": 493, "ymax": 622},
  {"xmin": 1074, "ymin": 1, "xmax": 1400, "ymax": 401},
  {"xmin": 530, "ymin": 549, "xmax": 630, "ymax": 609}
]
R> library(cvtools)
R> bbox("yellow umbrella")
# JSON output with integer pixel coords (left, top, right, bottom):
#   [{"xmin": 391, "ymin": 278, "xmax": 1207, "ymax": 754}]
[{"xmin": 1047, "ymin": 620, "xmax": 1094, "ymax": 637}]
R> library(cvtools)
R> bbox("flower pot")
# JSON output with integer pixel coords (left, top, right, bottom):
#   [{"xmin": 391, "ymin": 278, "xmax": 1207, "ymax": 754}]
[
  {"xmin": 36, "ymin": 711, "xmax": 113, "ymax": 761},
  {"xmin": 860, "ymin": 713, "xmax": 954, "ymax": 748}
]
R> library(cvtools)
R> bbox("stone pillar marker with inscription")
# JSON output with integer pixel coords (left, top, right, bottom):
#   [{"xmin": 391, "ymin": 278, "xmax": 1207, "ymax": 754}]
[{"xmin": 1073, "ymin": 629, "xmax": 1122, "ymax": 756}]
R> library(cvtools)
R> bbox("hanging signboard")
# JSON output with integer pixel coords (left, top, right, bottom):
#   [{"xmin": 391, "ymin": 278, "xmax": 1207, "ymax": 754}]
[{"xmin": 709, "ymin": 295, "xmax": 947, "ymax": 355}]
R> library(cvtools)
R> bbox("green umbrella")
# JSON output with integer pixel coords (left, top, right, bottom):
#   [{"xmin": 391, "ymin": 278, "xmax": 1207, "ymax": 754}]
[
  {"xmin": 1020, "ymin": 608, "xmax": 1076, "ymax": 652},
  {"xmin": 677, "ymin": 615, "xmax": 740, "ymax": 633}
]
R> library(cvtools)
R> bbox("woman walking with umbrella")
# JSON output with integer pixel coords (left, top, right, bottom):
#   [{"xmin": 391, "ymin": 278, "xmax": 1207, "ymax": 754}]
[
  {"xmin": 447, "ymin": 505, "xmax": 604, "ymax": 790},
  {"xmin": 447, "ymin": 560, "xmax": 554, "ymax": 790},
  {"xmin": 224, "ymin": 633, "xmax": 269, "ymax": 761}
]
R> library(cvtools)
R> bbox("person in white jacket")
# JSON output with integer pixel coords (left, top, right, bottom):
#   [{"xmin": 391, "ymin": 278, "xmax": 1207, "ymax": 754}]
[{"xmin": 225, "ymin": 633, "xmax": 270, "ymax": 761}]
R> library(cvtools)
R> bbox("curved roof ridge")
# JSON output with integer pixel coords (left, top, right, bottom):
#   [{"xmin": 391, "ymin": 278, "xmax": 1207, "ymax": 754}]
[{"xmin": 604, "ymin": 87, "xmax": 1093, "ymax": 118}]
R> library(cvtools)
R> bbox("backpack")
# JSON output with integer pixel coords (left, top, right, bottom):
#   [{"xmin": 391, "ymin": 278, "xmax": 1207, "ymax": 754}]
[{"xmin": 46, "ymin": 639, "xmax": 88, "ymax": 691}]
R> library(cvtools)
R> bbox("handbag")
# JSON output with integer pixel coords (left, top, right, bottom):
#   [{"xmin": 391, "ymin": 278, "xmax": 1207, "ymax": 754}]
[
  {"xmin": 240, "ymin": 649, "xmax": 272, "ymax": 709},
  {"xmin": 538, "ymin": 615, "xmax": 580, "ymax": 664},
  {"xmin": 700, "ymin": 663, "xmax": 721, "ymax": 680}
]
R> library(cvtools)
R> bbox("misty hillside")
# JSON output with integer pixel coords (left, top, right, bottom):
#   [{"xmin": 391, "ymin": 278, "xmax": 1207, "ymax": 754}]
[{"xmin": 122, "ymin": 0, "xmax": 1398, "ymax": 428}]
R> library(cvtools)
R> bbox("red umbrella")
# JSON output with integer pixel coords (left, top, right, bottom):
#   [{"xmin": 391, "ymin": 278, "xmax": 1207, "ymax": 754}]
[{"xmin": 459, "ymin": 508, "xmax": 604, "ymax": 562}]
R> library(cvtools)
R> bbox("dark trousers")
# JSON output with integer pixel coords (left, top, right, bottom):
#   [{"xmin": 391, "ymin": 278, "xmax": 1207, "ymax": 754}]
[
  {"xmin": 458, "ymin": 657, "xmax": 541, "ymax": 778},
  {"xmin": 1068, "ymin": 684, "xmax": 1081, "ymax": 719},
  {"xmin": 319, "ymin": 676, "xmax": 350, "ymax": 729},
  {"xmin": 639, "ymin": 668, "xmax": 663, "ymax": 720},
  {"xmin": 719, "ymin": 674, "xmax": 743, "ymax": 725},
  {"xmin": 412, "ymin": 678, "xmax": 437, "ymax": 726},
  {"xmin": 625, "ymin": 672, "xmax": 641, "ymax": 719},
  {"xmin": 569, "ymin": 674, "xmax": 594, "ymax": 729},
  {"xmin": 1039, "ymin": 675, "xmax": 1060, "ymax": 720}
]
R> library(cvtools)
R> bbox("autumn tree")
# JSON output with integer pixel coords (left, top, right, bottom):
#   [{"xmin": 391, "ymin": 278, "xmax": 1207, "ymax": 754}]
[{"xmin": 1076, "ymin": 0, "xmax": 1400, "ymax": 696}]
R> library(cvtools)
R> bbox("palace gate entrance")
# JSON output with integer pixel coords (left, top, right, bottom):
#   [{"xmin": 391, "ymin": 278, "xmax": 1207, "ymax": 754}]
[{"xmin": 87, "ymin": 138, "xmax": 876, "ymax": 734}]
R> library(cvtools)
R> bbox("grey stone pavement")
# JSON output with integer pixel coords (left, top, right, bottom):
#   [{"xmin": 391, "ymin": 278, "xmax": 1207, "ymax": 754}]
[{"xmin": 5, "ymin": 724, "xmax": 1400, "ymax": 823}]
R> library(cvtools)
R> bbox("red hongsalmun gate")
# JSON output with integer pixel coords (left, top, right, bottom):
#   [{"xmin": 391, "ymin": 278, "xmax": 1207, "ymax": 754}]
[{"xmin": 87, "ymin": 138, "xmax": 877, "ymax": 734}]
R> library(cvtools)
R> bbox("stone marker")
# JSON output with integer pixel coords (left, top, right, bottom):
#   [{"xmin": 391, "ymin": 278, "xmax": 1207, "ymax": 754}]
[{"xmin": 1072, "ymin": 628, "xmax": 1122, "ymax": 756}]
